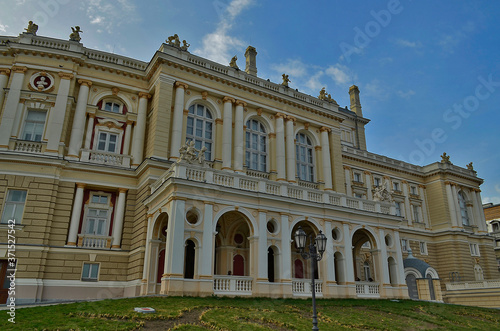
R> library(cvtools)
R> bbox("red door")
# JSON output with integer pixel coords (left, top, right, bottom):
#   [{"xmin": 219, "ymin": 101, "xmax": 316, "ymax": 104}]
[
  {"xmin": 294, "ymin": 259, "xmax": 304, "ymax": 279},
  {"xmin": 0, "ymin": 261, "xmax": 9, "ymax": 304},
  {"xmin": 233, "ymin": 254, "xmax": 244, "ymax": 276},
  {"xmin": 157, "ymin": 249, "xmax": 165, "ymax": 283}
]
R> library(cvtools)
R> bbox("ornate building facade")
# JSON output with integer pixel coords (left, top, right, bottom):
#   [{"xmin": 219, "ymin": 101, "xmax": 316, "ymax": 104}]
[{"xmin": 0, "ymin": 28, "xmax": 497, "ymax": 305}]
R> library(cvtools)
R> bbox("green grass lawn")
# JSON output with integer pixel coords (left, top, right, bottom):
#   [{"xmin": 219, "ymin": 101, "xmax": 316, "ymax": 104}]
[{"xmin": 2, "ymin": 296, "xmax": 500, "ymax": 330}]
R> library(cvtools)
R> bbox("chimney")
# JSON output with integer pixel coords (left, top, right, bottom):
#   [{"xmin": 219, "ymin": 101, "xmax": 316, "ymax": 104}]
[
  {"xmin": 245, "ymin": 46, "xmax": 257, "ymax": 76},
  {"xmin": 349, "ymin": 85, "xmax": 362, "ymax": 117}
]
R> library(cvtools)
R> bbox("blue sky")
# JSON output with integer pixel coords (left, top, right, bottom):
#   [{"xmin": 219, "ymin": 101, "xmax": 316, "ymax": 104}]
[{"xmin": 1, "ymin": 0, "xmax": 499, "ymax": 203}]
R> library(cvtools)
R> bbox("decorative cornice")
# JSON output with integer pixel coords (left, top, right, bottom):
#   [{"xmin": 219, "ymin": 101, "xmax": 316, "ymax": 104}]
[
  {"xmin": 138, "ymin": 92, "xmax": 151, "ymax": 99},
  {"xmin": 12, "ymin": 66, "xmax": 28, "ymax": 74},
  {"xmin": 58, "ymin": 72, "xmax": 74, "ymax": 80},
  {"xmin": 78, "ymin": 79, "xmax": 92, "ymax": 87},
  {"xmin": 222, "ymin": 96, "xmax": 235, "ymax": 104},
  {"xmin": 175, "ymin": 81, "xmax": 189, "ymax": 89}
]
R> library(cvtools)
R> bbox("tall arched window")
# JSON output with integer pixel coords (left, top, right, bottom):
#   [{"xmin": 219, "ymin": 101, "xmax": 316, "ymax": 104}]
[
  {"xmin": 458, "ymin": 191, "xmax": 470, "ymax": 226},
  {"xmin": 186, "ymin": 104, "xmax": 213, "ymax": 160},
  {"xmin": 245, "ymin": 119, "xmax": 267, "ymax": 172},
  {"xmin": 295, "ymin": 132, "xmax": 314, "ymax": 182}
]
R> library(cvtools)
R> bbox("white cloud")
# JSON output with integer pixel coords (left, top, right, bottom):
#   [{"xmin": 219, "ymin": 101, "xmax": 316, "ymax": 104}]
[
  {"xmin": 482, "ymin": 196, "xmax": 500, "ymax": 205},
  {"xmin": 395, "ymin": 39, "xmax": 422, "ymax": 48},
  {"xmin": 270, "ymin": 59, "xmax": 308, "ymax": 78},
  {"xmin": 194, "ymin": 0, "xmax": 254, "ymax": 65},
  {"xmin": 305, "ymin": 71, "xmax": 325, "ymax": 93},
  {"xmin": 363, "ymin": 79, "xmax": 389, "ymax": 100},
  {"xmin": 83, "ymin": 0, "xmax": 137, "ymax": 34},
  {"xmin": 0, "ymin": 23, "xmax": 7, "ymax": 34},
  {"xmin": 397, "ymin": 89, "xmax": 415, "ymax": 99},
  {"xmin": 325, "ymin": 63, "xmax": 356, "ymax": 86}
]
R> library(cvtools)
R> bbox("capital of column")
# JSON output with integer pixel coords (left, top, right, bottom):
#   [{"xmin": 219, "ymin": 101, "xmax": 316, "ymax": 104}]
[
  {"xmin": 235, "ymin": 100, "xmax": 247, "ymax": 107},
  {"xmin": 138, "ymin": 92, "xmax": 151, "ymax": 99},
  {"xmin": 0, "ymin": 68, "xmax": 10, "ymax": 76},
  {"xmin": 275, "ymin": 112, "xmax": 286, "ymax": 119},
  {"xmin": 418, "ymin": 184, "xmax": 426, "ymax": 189},
  {"xmin": 58, "ymin": 72, "xmax": 74, "ymax": 80},
  {"xmin": 320, "ymin": 126, "xmax": 331, "ymax": 133},
  {"xmin": 343, "ymin": 165, "xmax": 351, "ymax": 170},
  {"xmin": 175, "ymin": 81, "xmax": 189, "ymax": 89},
  {"xmin": 126, "ymin": 120, "xmax": 135, "ymax": 125},
  {"xmin": 215, "ymin": 118, "xmax": 223, "ymax": 125},
  {"xmin": 268, "ymin": 133, "xmax": 276, "ymax": 138},
  {"xmin": 88, "ymin": 113, "xmax": 96, "ymax": 119},
  {"xmin": 11, "ymin": 66, "xmax": 27, "ymax": 74},
  {"xmin": 76, "ymin": 183, "xmax": 86, "ymax": 189},
  {"xmin": 315, "ymin": 146, "xmax": 322, "ymax": 151},
  {"xmin": 78, "ymin": 79, "xmax": 92, "ymax": 87},
  {"xmin": 183, "ymin": 109, "xmax": 189, "ymax": 115},
  {"xmin": 222, "ymin": 96, "xmax": 235, "ymax": 104},
  {"xmin": 118, "ymin": 188, "xmax": 128, "ymax": 194},
  {"xmin": 286, "ymin": 115, "xmax": 296, "ymax": 122},
  {"xmin": 363, "ymin": 170, "xmax": 372, "ymax": 175},
  {"xmin": 383, "ymin": 175, "xmax": 391, "ymax": 180},
  {"xmin": 401, "ymin": 180, "xmax": 408, "ymax": 184}
]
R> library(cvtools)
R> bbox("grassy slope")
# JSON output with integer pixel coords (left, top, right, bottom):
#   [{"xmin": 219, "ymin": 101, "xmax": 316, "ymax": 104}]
[{"xmin": 1, "ymin": 296, "xmax": 500, "ymax": 330}]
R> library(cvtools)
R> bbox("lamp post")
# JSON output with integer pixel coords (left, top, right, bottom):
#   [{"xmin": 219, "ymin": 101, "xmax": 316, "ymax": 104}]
[{"xmin": 294, "ymin": 226, "xmax": 327, "ymax": 331}]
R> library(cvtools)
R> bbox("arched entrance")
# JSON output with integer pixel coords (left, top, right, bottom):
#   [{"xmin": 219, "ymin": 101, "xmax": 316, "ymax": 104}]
[
  {"xmin": 268, "ymin": 246, "xmax": 279, "ymax": 282},
  {"xmin": 149, "ymin": 213, "xmax": 168, "ymax": 293},
  {"xmin": 214, "ymin": 211, "xmax": 253, "ymax": 276},
  {"xmin": 184, "ymin": 240, "xmax": 196, "ymax": 279},
  {"xmin": 291, "ymin": 221, "xmax": 320, "ymax": 280},
  {"xmin": 351, "ymin": 229, "xmax": 378, "ymax": 282},
  {"xmin": 406, "ymin": 274, "xmax": 419, "ymax": 299},
  {"xmin": 334, "ymin": 251, "xmax": 346, "ymax": 284}
]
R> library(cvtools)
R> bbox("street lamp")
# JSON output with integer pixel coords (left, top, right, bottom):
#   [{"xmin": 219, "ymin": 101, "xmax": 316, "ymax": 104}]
[{"xmin": 294, "ymin": 226, "xmax": 327, "ymax": 331}]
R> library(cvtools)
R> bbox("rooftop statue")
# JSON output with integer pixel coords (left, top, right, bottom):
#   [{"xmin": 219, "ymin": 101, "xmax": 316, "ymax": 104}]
[
  {"xmin": 281, "ymin": 74, "xmax": 290, "ymax": 87},
  {"xmin": 318, "ymin": 87, "xmax": 327, "ymax": 100},
  {"xmin": 181, "ymin": 40, "xmax": 190, "ymax": 51},
  {"xmin": 166, "ymin": 34, "xmax": 181, "ymax": 47},
  {"xmin": 229, "ymin": 56, "xmax": 239, "ymax": 69},
  {"xmin": 25, "ymin": 21, "xmax": 38, "ymax": 35},
  {"xmin": 467, "ymin": 162, "xmax": 475, "ymax": 172},
  {"xmin": 69, "ymin": 26, "xmax": 83, "ymax": 42},
  {"xmin": 440, "ymin": 152, "xmax": 451, "ymax": 164}
]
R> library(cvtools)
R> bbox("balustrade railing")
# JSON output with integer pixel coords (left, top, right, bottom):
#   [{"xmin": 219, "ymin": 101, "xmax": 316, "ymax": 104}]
[
  {"xmin": 77, "ymin": 235, "xmax": 112, "ymax": 249},
  {"xmin": 292, "ymin": 279, "xmax": 323, "ymax": 296},
  {"xmin": 80, "ymin": 150, "xmax": 131, "ymax": 167},
  {"xmin": 355, "ymin": 282, "xmax": 380, "ymax": 297},
  {"xmin": 213, "ymin": 276, "xmax": 253, "ymax": 295},
  {"xmin": 14, "ymin": 140, "xmax": 43, "ymax": 153},
  {"xmin": 446, "ymin": 279, "xmax": 500, "ymax": 290}
]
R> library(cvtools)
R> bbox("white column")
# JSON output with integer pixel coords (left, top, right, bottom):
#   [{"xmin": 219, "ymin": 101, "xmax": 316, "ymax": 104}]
[
  {"xmin": 324, "ymin": 221, "xmax": 335, "ymax": 283},
  {"xmin": 344, "ymin": 167, "xmax": 352, "ymax": 196},
  {"xmin": 258, "ymin": 211, "xmax": 267, "ymax": 280},
  {"xmin": 280, "ymin": 214, "xmax": 291, "ymax": 280},
  {"xmin": 122, "ymin": 120, "xmax": 133, "ymax": 155},
  {"xmin": 419, "ymin": 185, "xmax": 430, "ymax": 228},
  {"xmin": 275, "ymin": 113, "xmax": 286, "ymax": 181},
  {"xmin": 233, "ymin": 100, "xmax": 246, "ymax": 172},
  {"xmin": 320, "ymin": 127, "xmax": 333, "ymax": 190},
  {"xmin": 342, "ymin": 223, "xmax": 355, "ymax": 283},
  {"xmin": 11, "ymin": 101, "xmax": 25, "ymax": 139},
  {"xmin": 169, "ymin": 82, "xmax": 188, "ymax": 160},
  {"xmin": 378, "ymin": 229, "xmax": 390, "ymax": 285},
  {"xmin": 45, "ymin": 72, "xmax": 73, "ymax": 155},
  {"xmin": 67, "ymin": 79, "xmax": 92, "ymax": 158},
  {"xmin": 131, "ymin": 92, "xmax": 151, "ymax": 166},
  {"xmin": 0, "ymin": 69, "xmax": 10, "ymax": 112},
  {"xmin": 200, "ymin": 203, "xmax": 214, "ymax": 276},
  {"xmin": 445, "ymin": 182, "xmax": 459, "ymax": 228},
  {"xmin": 0, "ymin": 66, "xmax": 26, "ymax": 148},
  {"xmin": 67, "ymin": 183, "xmax": 85, "ymax": 246},
  {"xmin": 83, "ymin": 114, "xmax": 95, "ymax": 149},
  {"xmin": 402, "ymin": 181, "xmax": 412, "ymax": 225},
  {"xmin": 164, "ymin": 199, "xmax": 185, "ymax": 275},
  {"xmin": 142, "ymin": 215, "xmax": 154, "ymax": 282},
  {"xmin": 393, "ymin": 231, "xmax": 406, "ymax": 286},
  {"xmin": 451, "ymin": 185, "xmax": 463, "ymax": 227},
  {"xmin": 111, "ymin": 189, "xmax": 127, "ymax": 249},
  {"xmin": 285, "ymin": 116, "xmax": 296, "ymax": 182},
  {"xmin": 222, "ymin": 97, "xmax": 234, "ymax": 170},
  {"xmin": 475, "ymin": 191, "xmax": 488, "ymax": 232},
  {"xmin": 365, "ymin": 171, "xmax": 373, "ymax": 200}
]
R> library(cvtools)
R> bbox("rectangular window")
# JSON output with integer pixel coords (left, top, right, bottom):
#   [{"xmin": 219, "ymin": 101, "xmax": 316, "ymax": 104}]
[
  {"xmin": 96, "ymin": 132, "xmax": 118, "ymax": 153},
  {"xmin": 82, "ymin": 263, "xmax": 99, "ymax": 281},
  {"xmin": 354, "ymin": 173, "xmax": 362, "ymax": 182},
  {"xmin": 393, "ymin": 182, "xmax": 400, "ymax": 191},
  {"xmin": 395, "ymin": 202, "xmax": 402, "ymax": 217},
  {"xmin": 470, "ymin": 243, "xmax": 480, "ymax": 256},
  {"xmin": 413, "ymin": 205, "xmax": 420, "ymax": 222},
  {"xmin": 411, "ymin": 186, "xmax": 418, "ymax": 195},
  {"xmin": 419, "ymin": 242, "xmax": 427, "ymax": 255},
  {"xmin": 374, "ymin": 177, "xmax": 381, "ymax": 187},
  {"xmin": 401, "ymin": 239, "xmax": 408, "ymax": 252},
  {"xmin": 354, "ymin": 193, "xmax": 363, "ymax": 199},
  {"xmin": 22, "ymin": 110, "xmax": 46, "ymax": 142},
  {"xmin": 1, "ymin": 190, "xmax": 27, "ymax": 224}
]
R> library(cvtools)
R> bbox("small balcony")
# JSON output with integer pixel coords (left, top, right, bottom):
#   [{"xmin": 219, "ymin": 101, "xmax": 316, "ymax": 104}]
[
  {"xmin": 80, "ymin": 149, "xmax": 131, "ymax": 167},
  {"xmin": 12, "ymin": 139, "xmax": 46, "ymax": 154},
  {"xmin": 77, "ymin": 234, "xmax": 112, "ymax": 249},
  {"xmin": 213, "ymin": 275, "xmax": 253, "ymax": 295},
  {"xmin": 355, "ymin": 282, "xmax": 380, "ymax": 298},
  {"xmin": 292, "ymin": 278, "xmax": 323, "ymax": 297}
]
